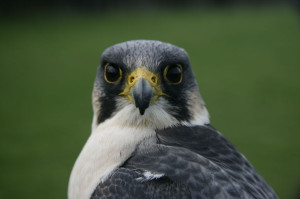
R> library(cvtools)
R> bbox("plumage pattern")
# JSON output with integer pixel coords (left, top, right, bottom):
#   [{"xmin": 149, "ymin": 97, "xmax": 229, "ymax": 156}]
[
  {"xmin": 68, "ymin": 40, "xmax": 277, "ymax": 199},
  {"xmin": 91, "ymin": 125, "xmax": 277, "ymax": 199}
]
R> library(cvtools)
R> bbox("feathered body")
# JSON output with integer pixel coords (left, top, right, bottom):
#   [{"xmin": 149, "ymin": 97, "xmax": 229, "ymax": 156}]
[{"xmin": 68, "ymin": 40, "xmax": 277, "ymax": 199}]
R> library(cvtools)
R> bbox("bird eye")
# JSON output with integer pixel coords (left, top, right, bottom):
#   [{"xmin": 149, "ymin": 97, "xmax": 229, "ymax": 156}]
[
  {"xmin": 163, "ymin": 64, "xmax": 183, "ymax": 84},
  {"xmin": 104, "ymin": 63, "xmax": 122, "ymax": 83}
]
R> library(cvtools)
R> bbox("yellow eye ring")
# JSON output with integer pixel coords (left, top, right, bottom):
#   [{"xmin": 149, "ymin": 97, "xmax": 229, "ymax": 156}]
[
  {"xmin": 104, "ymin": 63, "xmax": 122, "ymax": 84},
  {"xmin": 163, "ymin": 64, "xmax": 183, "ymax": 85}
]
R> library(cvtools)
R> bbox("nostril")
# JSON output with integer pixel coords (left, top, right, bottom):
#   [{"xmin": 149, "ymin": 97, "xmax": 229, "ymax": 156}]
[
  {"xmin": 129, "ymin": 76, "xmax": 135, "ymax": 84},
  {"xmin": 151, "ymin": 76, "xmax": 157, "ymax": 84}
]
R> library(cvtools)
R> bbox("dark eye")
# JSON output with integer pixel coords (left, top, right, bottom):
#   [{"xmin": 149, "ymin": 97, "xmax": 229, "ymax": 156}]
[
  {"xmin": 163, "ymin": 64, "xmax": 183, "ymax": 84},
  {"xmin": 104, "ymin": 63, "xmax": 122, "ymax": 83}
]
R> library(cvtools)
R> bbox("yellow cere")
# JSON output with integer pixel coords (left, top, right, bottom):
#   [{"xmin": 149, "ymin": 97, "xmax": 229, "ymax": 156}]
[{"xmin": 119, "ymin": 67, "xmax": 168, "ymax": 104}]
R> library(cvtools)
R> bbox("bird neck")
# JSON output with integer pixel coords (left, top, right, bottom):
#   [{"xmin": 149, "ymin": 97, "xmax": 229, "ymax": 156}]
[{"xmin": 68, "ymin": 115, "xmax": 156, "ymax": 199}]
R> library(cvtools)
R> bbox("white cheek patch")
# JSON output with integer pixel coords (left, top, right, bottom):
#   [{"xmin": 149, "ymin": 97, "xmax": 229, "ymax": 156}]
[{"xmin": 186, "ymin": 90, "xmax": 210, "ymax": 126}]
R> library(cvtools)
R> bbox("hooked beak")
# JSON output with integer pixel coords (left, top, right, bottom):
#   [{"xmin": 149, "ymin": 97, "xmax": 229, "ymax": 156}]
[
  {"xmin": 119, "ymin": 67, "xmax": 167, "ymax": 115},
  {"xmin": 132, "ymin": 78, "xmax": 153, "ymax": 115}
]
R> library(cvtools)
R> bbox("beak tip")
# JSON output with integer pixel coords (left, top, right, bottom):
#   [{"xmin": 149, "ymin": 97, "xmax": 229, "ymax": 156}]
[
  {"xmin": 138, "ymin": 107, "xmax": 146, "ymax": 115},
  {"xmin": 133, "ymin": 78, "xmax": 152, "ymax": 116}
]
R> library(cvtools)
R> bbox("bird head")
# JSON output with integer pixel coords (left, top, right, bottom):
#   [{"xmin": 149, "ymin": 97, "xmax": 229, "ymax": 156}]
[{"xmin": 92, "ymin": 40, "xmax": 209, "ymax": 130}]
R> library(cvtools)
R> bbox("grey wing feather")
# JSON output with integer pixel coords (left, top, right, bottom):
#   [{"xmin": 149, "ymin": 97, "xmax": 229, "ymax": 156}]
[
  {"xmin": 91, "ymin": 125, "xmax": 278, "ymax": 199},
  {"xmin": 91, "ymin": 168, "xmax": 191, "ymax": 199},
  {"xmin": 125, "ymin": 144, "xmax": 249, "ymax": 198},
  {"xmin": 155, "ymin": 125, "xmax": 278, "ymax": 199}
]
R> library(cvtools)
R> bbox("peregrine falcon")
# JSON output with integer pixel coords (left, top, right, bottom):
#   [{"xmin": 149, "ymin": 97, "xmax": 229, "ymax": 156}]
[{"xmin": 68, "ymin": 40, "xmax": 278, "ymax": 199}]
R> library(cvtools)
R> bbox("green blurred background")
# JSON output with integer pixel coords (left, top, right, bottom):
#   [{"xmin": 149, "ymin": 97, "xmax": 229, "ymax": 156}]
[{"xmin": 0, "ymin": 1, "xmax": 300, "ymax": 199}]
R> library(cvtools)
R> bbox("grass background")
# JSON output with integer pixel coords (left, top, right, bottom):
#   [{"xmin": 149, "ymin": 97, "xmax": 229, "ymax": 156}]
[{"xmin": 0, "ymin": 6, "xmax": 299, "ymax": 199}]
